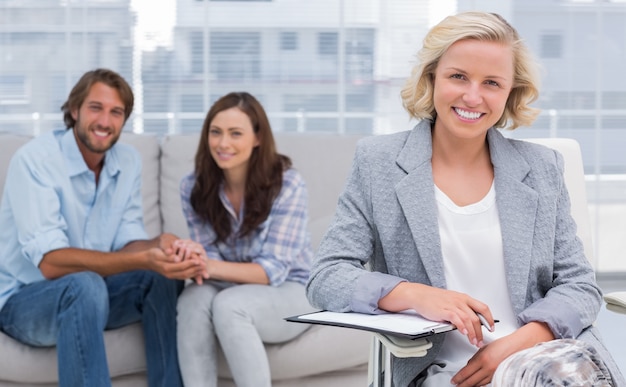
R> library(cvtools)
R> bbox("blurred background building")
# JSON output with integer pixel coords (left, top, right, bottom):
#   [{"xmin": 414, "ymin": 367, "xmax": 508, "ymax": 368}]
[{"xmin": 1, "ymin": 0, "xmax": 626, "ymax": 272}]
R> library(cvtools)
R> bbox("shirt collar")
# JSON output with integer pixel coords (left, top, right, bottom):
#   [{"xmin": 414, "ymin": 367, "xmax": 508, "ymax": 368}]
[
  {"xmin": 218, "ymin": 183, "xmax": 244, "ymax": 223},
  {"xmin": 60, "ymin": 129, "xmax": 121, "ymax": 178}
]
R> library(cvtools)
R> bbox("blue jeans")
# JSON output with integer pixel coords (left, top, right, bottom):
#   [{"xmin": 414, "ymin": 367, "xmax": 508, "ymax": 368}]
[{"xmin": 0, "ymin": 271, "xmax": 183, "ymax": 387}]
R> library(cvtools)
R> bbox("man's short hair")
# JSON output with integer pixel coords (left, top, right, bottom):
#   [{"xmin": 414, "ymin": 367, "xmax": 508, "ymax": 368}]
[{"xmin": 60, "ymin": 68, "xmax": 134, "ymax": 129}]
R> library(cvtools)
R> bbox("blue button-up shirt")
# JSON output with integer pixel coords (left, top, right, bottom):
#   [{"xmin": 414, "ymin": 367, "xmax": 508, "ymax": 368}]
[
  {"xmin": 180, "ymin": 168, "xmax": 313, "ymax": 286},
  {"xmin": 0, "ymin": 129, "xmax": 148, "ymax": 312}
]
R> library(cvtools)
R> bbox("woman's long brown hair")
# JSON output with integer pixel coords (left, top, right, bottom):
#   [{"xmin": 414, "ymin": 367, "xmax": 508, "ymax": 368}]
[{"xmin": 190, "ymin": 92, "xmax": 291, "ymax": 243}]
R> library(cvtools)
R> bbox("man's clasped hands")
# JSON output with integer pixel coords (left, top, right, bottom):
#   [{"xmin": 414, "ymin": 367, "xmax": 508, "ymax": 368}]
[{"xmin": 148, "ymin": 234, "xmax": 211, "ymax": 285}]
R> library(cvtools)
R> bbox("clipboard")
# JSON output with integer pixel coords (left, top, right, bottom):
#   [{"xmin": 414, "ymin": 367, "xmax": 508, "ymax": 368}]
[{"xmin": 285, "ymin": 310, "xmax": 456, "ymax": 340}]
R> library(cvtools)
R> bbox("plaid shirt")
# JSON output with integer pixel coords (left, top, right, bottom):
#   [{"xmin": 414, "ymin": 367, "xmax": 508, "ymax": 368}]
[{"xmin": 180, "ymin": 168, "xmax": 313, "ymax": 285}]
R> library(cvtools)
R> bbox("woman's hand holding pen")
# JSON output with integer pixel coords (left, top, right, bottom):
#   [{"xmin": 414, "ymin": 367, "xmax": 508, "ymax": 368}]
[{"xmin": 378, "ymin": 282, "xmax": 495, "ymax": 348}]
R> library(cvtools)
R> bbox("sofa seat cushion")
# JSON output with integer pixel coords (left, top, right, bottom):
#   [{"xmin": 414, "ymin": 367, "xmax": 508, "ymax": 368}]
[
  {"xmin": 216, "ymin": 325, "xmax": 371, "ymax": 380},
  {"xmin": 0, "ymin": 323, "xmax": 146, "ymax": 384},
  {"xmin": 0, "ymin": 323, "xmax": 370, "ymax": 384}
]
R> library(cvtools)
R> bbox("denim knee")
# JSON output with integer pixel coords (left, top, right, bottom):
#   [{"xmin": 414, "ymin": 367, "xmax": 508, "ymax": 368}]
[
  {"xmin": 60, "ymin": 272, "xmax": 108, "ymax": 324},
  {"xmin": 143, "ymin": 271, "xmax": 181, "ymax": 295},
  {"xmin": 137, "ymin": 271, "xmax": 182, "ymax": 312}
]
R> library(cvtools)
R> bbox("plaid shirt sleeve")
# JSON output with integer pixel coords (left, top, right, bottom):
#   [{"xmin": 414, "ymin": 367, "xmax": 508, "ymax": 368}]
[
  {"xmin": 179, "ymin": 172, "xmax": 221, "ymax": 259},
  {"xmin": 253, "ymin": 168, "xmax": 310, "ymax": 286}
]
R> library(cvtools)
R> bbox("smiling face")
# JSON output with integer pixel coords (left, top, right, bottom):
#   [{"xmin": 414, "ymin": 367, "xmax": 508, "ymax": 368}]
[
  {"xmin": 432, "ymin": 39, "xmax": 514, "ymax": 141},
  {"xmin": 208, "ymin": 107, "xmax": 259, "ymax": 179},
  {"xmin": 71, "ymin": 82, "xmax": 126, "ymax": 164}
]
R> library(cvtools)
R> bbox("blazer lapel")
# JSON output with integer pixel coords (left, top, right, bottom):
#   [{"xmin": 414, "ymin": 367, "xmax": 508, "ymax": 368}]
[
  {"xmin": 488, "ymin": 129, "xmax": 538, "ymax": 313},
  {"xmin": 394, "ymin": 121, "xmax": 446, "ymax": 288}
]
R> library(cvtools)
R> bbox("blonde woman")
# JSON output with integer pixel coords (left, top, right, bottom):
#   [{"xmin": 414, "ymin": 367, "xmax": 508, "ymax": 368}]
[{"xmin": 306, "ymin": 12, "xmax": 624, "ymax": 386}]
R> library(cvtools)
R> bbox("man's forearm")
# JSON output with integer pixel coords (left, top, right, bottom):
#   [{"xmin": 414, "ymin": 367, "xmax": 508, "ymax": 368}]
[
  {"xmin": 122, "ymin": 233, "xmax": 179, "ymax": 253},
  {"xmin": 121, "ymin": 237, "xmax": 161, "ymax": 253},
  {"xmin": 38, "ymin": 233, "xmax": 197, "ymax": 281},
  {"xmin": 39, "ymin": 247, "xmax": 150, "ymax": 279}
]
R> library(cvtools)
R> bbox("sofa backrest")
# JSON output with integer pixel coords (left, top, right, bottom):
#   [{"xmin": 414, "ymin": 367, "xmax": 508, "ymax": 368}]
[
  {"xmin": 276, "ymin": 133, "xmax": 364, "ymax": 249},
  {"xmin": 159, "ymin": 132, "xmax": 365, "ymax": 250},
  {"xmin": 159, "ymin": 133, "xmax": 197, "ymax": 239},
  {"xmin": 118, "ymin": 132, "xmax": 162, "ymax": 238},
  {"xmin": 0, "ymin": 134, "xmax": 31, "ymax": 198}
]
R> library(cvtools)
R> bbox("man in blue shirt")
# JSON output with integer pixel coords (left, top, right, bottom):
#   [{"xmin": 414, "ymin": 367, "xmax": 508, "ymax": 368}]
[{"xmin": 0, "ymin": 69, "xmax": 205, "ymax": 387}]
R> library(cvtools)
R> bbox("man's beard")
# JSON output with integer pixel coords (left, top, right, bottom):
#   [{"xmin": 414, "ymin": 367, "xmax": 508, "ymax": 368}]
[{"xmin": 75, "ymin": 122, "xmax": 120, "ymax": 154}]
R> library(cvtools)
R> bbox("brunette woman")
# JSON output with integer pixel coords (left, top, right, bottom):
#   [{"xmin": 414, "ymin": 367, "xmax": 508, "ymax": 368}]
[{"xmin": 175, "ymin": 92, "xmax": 315, "ymax": 387}]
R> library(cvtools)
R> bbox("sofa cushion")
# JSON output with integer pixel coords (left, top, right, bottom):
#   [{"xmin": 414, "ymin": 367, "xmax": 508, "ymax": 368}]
[
  {"xmin": 159, "ymin": 133, "xmax": 199, "ymax": 239},
  {"xmin": 0, "ymin": 134, "xmax": 31, "ymax": 202},
  {"xmin": 0, "ymin": 324, "xmax": 146, "ymax": 384},
  {"xmin": 216, "ymin": 325, "xmax": 371, "ymax": 380},
  {"xmin": 0, "ymin": 323, "xmax": 371, "ymax": 385},
  {"xmin": 119, "ymin": 132, "xmax": 162, "ymax": 238},
  {"xmin": 274, "ymin": 133, "xmax": 363, "ymax": 249}
]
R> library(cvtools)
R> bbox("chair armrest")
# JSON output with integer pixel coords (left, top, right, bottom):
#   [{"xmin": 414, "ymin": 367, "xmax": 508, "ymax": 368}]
[
  {"xmin": 603, "ymin": 291, "xmax": 626, "ymax": 315},
  {"xmin": 368, "ymin": 334, "xmax": 432, "ymax": 387},
  {"xmin": 373, "ymin": 333, "xmax": 432, "ymax": 358}
]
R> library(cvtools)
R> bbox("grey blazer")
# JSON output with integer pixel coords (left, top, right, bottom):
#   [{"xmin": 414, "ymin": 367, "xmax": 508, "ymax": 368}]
[{"xmin": 306, "ymin": 120, "xmax": 625, "ymax": 386}]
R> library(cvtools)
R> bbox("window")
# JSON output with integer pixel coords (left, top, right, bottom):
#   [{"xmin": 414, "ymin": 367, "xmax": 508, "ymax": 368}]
[
  {"xmin": 190, "ymin": 31, "xmax": 204, "ymax": 74},
  {"xmin": 210, "ymin": 32, "xmax": 261, "ymax": 81},
  {"xmin": 540, "ymin": 91, "xmax": 596, "ymax": 110},
  {"xmin": 49, "ymin": 76, "xmax": 66, "ymax": 113},
  {"xmin": 180, "ymin": 94, "xmax": 203, "ymax": 113},
  {"xmin": 603, "ymin": 92, "xmax": 626, "ymax": 109},
  {"xmin": 0, "ymin": 75, "xmax": 28, "ymax": 104},
  {"xmin": 318, "ymin": 32, "xmax": 338, "ymax": 56},
  {"xmin": 197, "ymin": 0, "xmax": 271, "ymax": 2},
  {"xmin": 344, "ymin": 28, "xmax": 375, "ymax": 80},
  {"xmin": 540, "ymin": 33, "xmax": 563, "ymax": 59},
  {"xmin": 283, "ymin": 94, "xmax": 338, "ymax": 132},
  {"xmin": 280, "ymin": 32, "xmax": 298, "ymax": 51},
  {"xmin": 3, "ymin": 1, "xmax": 626, "ymax": 272}
]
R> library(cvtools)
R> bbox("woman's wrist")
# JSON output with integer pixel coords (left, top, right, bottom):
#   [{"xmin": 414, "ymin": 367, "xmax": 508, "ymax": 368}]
[{"xmin": 512, "ymin": 321, "xmax": 556, "ymax": 349}]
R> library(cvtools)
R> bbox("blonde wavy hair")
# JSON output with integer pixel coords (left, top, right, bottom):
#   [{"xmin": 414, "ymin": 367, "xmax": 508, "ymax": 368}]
[{"xmin": 400, "ymin": 12, "xmax": 541, "ymax": 129}]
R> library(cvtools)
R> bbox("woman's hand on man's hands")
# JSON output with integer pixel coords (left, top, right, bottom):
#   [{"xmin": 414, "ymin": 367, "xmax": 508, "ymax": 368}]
[{"xmin": 171, "ymin": 239, "xmax": 210, "ymax": 284}]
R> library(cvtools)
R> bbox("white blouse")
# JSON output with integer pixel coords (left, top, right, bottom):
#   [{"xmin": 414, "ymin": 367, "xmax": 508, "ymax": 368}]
[{"xmin": 432, "ymin": 182, "xmax": 519, "ymax": 372}]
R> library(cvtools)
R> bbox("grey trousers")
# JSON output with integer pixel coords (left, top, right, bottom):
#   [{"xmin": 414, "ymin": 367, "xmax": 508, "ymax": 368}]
[{"xmin": 176, "ymin": 281, "xmax": 315, "ymax": 387}]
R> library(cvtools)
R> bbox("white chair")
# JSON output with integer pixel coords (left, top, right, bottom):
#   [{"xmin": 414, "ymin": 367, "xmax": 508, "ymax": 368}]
[
  {"xmin": 368, "ymin": 137, "xmax": 624, "ymax": 386},
  {"xmin": 603, "ymin": 292, "xmax": 626, "ymax": 314},
  {"xmin": 526, "ymin": 138, "xmax": 625, "ymax": 316}
]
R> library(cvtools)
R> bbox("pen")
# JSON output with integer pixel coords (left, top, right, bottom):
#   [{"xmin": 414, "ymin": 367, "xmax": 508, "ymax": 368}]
[{"xmin": 477, "ymin": 313, "xmax": 495, "ymax": 332}]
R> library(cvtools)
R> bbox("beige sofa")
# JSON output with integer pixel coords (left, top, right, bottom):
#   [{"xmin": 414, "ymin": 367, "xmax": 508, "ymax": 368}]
[{"xmin": 0, "ymin": 131, "xmax": 372, "ymax": 387}]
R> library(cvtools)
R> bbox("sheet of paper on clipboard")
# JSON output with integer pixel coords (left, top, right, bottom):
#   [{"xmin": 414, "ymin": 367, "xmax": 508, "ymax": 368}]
[{"xmin": 286, "ymin": 309, "xmax": 456, "ymax": 339}]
